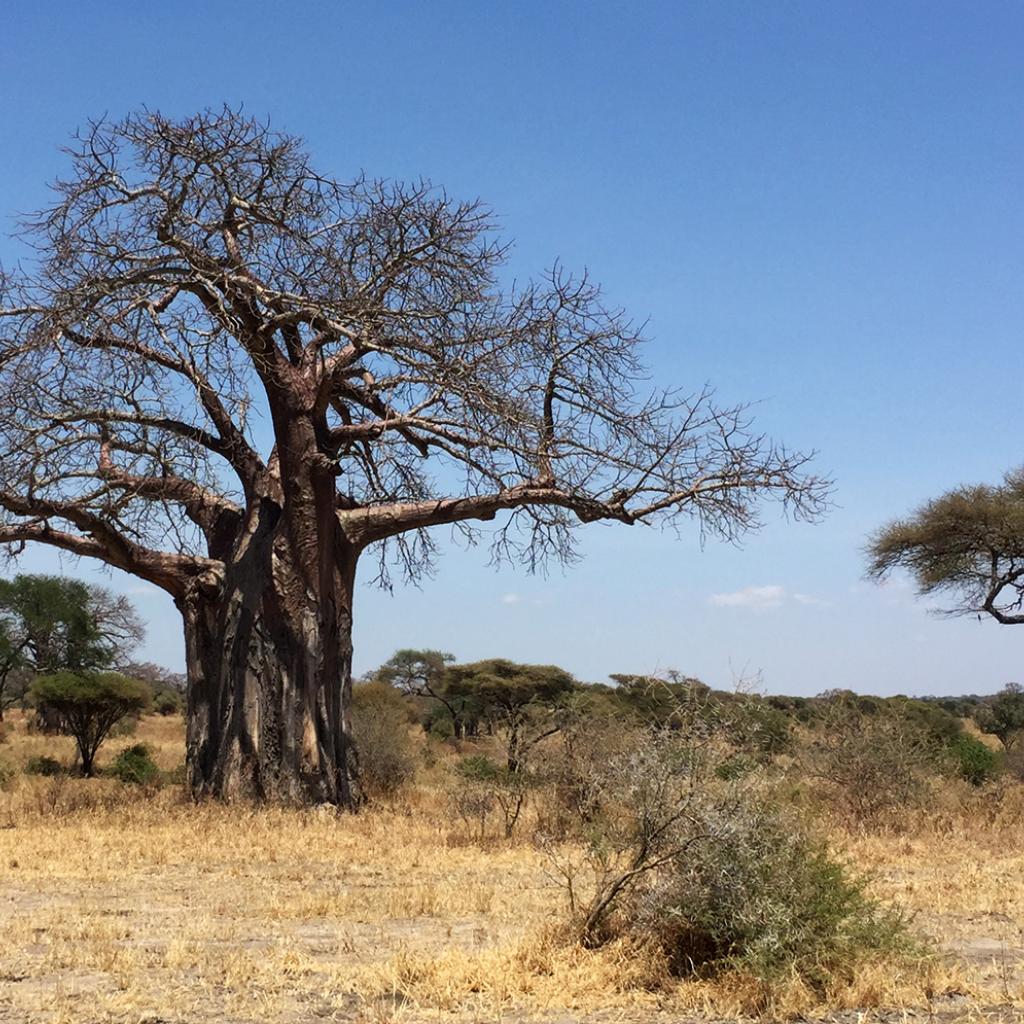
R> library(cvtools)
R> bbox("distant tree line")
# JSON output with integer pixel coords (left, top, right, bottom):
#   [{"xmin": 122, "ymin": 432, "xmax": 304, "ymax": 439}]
[{"xmin": 362, "ymin": 648, "xmax": 1021, "ymax": 794}]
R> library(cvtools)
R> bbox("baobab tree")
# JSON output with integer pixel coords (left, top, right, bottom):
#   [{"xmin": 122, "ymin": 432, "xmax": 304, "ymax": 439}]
[{"xmin": 0, "ymin": 108, "xmax": 827, "ymax": 806}]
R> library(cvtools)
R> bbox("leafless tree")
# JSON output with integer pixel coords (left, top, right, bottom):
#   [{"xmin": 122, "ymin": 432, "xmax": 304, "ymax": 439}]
[{"xmin": 0, "ymin": 108, "xmax": 827, "ymax": 805}]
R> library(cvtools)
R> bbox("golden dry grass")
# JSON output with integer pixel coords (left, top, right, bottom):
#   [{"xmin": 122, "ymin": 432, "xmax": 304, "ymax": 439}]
[{"xmin": 0, "ymin": 711, "xmax": 1020, "ymax": 1023}]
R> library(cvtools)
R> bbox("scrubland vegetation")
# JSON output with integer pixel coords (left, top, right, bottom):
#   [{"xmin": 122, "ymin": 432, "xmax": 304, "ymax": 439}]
[
  {"xmin": 0, "ymin": 107, "xmax": 1021, "ymax": 1024},
  {"xmin": 1, "ymin": 669, "xmax": 1023, "ymax": 1023}
]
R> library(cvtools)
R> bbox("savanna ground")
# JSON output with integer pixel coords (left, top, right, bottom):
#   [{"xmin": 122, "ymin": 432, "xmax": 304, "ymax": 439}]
[{"xmin": 1, "ymin": 711, "xmax": 1023, "ymax": 1024}]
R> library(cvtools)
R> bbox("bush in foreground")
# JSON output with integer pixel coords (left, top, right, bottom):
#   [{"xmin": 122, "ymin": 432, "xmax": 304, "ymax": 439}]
[
  {"xmin": 635, "ymin": 801, "xmax": 909, "ymax": 985},
  {"xmin": 541, "ymin": 703, "xmax": 914, "ymax": 993}
]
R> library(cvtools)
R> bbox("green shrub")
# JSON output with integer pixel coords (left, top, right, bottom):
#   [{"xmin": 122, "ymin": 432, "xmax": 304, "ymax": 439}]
[
  {"xmin": 425, "ymin": 703, "xmax": 456, "ymax": 741},
  {"xmin": 722, "ymin": 697, "xmax": 792, "ymax": 761},
  {"xmin": 949, "ymin": 734, "xmax": 1001, "ymax": 786},
  {"xmin": 25, "ymin": 755, "xmax": 64, "ymax": 776},
  {"xmin": 110, "ymin": 743, "xmax": 160, "ymax": 785},
  {"xmin": 539, "ymin": 714, "xmax": 913, "ymax": 991},
  {"xmin": 152, "ymin": 691, "xmax": 183, "ymax": 716},
  {"xmin": 453, "ymin": 754, "xmax": 502, "ymax": 782}
]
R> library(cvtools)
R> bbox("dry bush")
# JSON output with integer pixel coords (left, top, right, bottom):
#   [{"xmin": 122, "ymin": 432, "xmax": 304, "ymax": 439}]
[
  {"xmin": 805, "ymin": 697, "xmax": 940, "ymax": 826},
  {"xmin": 634, "ymin": 801, "xmax": 910, "ymax": 986},
  {"xmin": 539, "ymin": 727, "xmax": 726, "ymax": 944},
  {"xmin": 350, "ymin": 681, "xmax": 418, "ymax": 798},
  {"xmin": 537, "ymin": 691, "xmax": 915, "ymax": 994},
  {"xmin": 28, "ymin": 774, "xmax": 128, "ymax": 817},
  {"xmin": 541, "ymin": 693, "xmax": 639, "ymax": 832},
  {"xmin": 447, "ymin": 755, "xmax": 534, "ymax": 841}
]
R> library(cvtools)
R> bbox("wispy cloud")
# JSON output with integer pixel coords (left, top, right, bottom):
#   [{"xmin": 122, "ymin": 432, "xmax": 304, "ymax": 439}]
[
  {"xmin": 709, "ymin": 585, "xmax": 830, "ymax": 611},
  {"xmin": 709, "ymin": 585, "xmax": 786, "ymax": 610},
  {"xmin": 500, "ymin": 593, "xmax": 521, "ymax": 605}
]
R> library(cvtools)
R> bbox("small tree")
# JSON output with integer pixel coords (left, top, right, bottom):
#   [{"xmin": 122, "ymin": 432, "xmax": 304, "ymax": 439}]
[
  {"xmin": 373, "ymin": 649, "xmax": 470, "ymax": 734},
  {"xmin": 0, "ymin": 632, "xmax": 30, "ymax": 721},
  {"xmin": 806, "ymin": 694, "xmax": 939, "ymax": 824},
  {"xmin": 868, "ymin": 468, "xmax": 1024, "ymax": 624},
  {"xmin": 30, "ymin": 672, "xmax": 151, "ymax": 776}
]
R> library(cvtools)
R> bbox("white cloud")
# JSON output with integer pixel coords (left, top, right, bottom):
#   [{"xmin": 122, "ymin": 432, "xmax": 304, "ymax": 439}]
[
  {"xmin": 500, "ymin": 593, "xmax": 521, "ymax": 605},
  {"xmin": 709, "ymin": 585, "xmax": 786, "ymax": 610},
  {"xmin": 709, "ymin": 585, "xmax": 831, "ymax": 611}
]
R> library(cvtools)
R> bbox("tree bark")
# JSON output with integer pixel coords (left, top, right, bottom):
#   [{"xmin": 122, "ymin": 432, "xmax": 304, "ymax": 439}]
[{"xmin": 181, "ymin": 500, "xmax": 360, "ymax": 807}]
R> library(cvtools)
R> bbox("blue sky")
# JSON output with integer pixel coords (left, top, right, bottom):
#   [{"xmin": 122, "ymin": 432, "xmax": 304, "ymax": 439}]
[{"xmin": 1, "ymin": 2, "xmax": 1021, "ymax": 695}]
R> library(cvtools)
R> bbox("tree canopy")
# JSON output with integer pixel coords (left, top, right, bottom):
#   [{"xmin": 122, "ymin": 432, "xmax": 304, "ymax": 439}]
[
  {"xmin": 445, "ymin": 659, "xmax": 577, "ymax": 771},
  {"xmin": 0, "ymin": 107, "xmax": 826, "ymax": 594},
  {"xmin": 375, "ymin": 649, "xmax": 454, "ymax": 696},
  {"xmin": 975, "ymin": 683, "xmax": 1024, "ymax": 751},
  {"xmin": 868, "ymin": 468, "xmax": 1024, "ymax": 624}
]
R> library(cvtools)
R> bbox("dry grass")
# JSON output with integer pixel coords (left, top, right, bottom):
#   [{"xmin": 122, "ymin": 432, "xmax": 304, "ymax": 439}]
[{"xmin": 0, "ymin": 711, "xmax": 1020, "ymax": 1022}]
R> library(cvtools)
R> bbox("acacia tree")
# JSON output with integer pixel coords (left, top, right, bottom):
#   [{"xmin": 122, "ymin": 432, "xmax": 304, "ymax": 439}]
[
  {"xmin": 975, "ymin": 683, "xmax": 1024, "ymax": 751},
  {"xmin": 868, "ymin": 468, "xmax": 1024, "ymax": 624},
  {"xmin": 0, "ymin": 109, "xmax": 826, "ymax": 806},
  {"xmin": 30, "ymin": 671, "xmax": 151, "ymax": 777},
  {"xmin": 374, "ymin": 649, "xmax": 471, "ymax": 736},
  {"xmin": 444, "ymin": 659, "xmax": 577, "ymax": 772}
]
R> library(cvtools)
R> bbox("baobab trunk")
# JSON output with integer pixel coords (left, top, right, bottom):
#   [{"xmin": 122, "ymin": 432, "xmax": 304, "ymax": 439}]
[{"xmin": 180, "ymin": 506, "xmax": 360, "ymax": 806}]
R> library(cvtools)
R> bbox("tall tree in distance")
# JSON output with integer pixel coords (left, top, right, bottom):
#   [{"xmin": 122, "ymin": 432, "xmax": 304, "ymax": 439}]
[
  {"xmin": 868, "ymin": 468, "xmax": 1024, "ymax": 624},
  {"xmin": 0, "ymin": 109, "xmax": 827, "ymax": 806}
]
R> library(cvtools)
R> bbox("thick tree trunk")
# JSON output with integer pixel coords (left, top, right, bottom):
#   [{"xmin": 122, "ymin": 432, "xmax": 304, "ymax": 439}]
[{"xmin": 181, "ymin": 501, "xmax": 360, "ymax": 807}]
